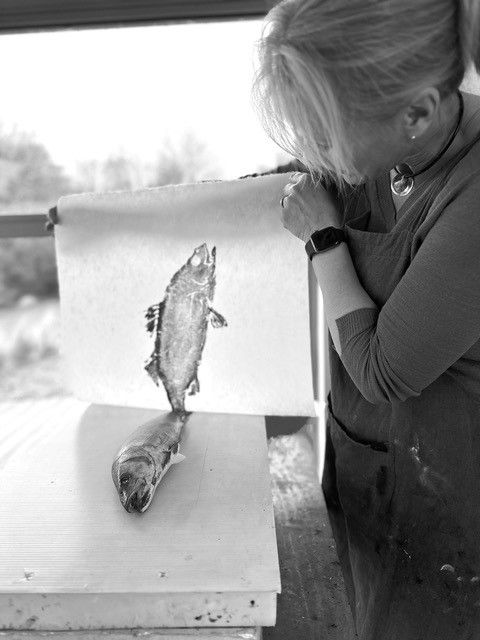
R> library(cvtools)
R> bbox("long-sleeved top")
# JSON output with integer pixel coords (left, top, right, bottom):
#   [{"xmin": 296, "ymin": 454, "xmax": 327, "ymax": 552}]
[
  {"xmin": 335, "ymin": 137, "xmax": 480, "ymax": 405},
  {"xmin": 240, "ymin": 139, "xmax": 480, "ymax": 405}
]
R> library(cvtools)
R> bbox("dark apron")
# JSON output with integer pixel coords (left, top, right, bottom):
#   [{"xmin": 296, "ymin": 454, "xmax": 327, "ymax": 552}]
[{"xmin": 322, "ymin": 194, "xmax": 480, "ymax": 639}]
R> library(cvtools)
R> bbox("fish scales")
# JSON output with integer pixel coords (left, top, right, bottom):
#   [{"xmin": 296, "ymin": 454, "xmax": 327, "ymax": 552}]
[
  {"xmin": 111, "ymin": 411, "xmax": 189, "ymax": 513},
  {"xmin": 157, "ymin": 269, "xmax": 213, "ymax": 407},
  {"xmin": 116, "ymin": 413, "xmax": 185, "ymax": 458},
  {"xmin": 144, "ymin": 243, "xmax": 227, "ymax": 412}
]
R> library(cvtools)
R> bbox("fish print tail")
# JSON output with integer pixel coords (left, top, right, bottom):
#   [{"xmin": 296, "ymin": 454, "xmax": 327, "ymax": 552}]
[{"xmin": 166, "ymin": 387, "xmax": 186, "ymax": 414}]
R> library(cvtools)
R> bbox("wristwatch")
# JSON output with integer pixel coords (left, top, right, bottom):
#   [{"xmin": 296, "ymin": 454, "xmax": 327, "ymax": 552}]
[{"xmin": 304, "ymin": 226, "xmax": 346, "ymax": 261}]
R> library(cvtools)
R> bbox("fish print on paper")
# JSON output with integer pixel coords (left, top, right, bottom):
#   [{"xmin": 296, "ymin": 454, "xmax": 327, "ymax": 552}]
[
  {"xmin": 111, "ymin": 243, "xmax": 228, "ymax": 513},
  {"xmin": 144, "ymin": 243, "xmax": 228, "ymax": 411}
]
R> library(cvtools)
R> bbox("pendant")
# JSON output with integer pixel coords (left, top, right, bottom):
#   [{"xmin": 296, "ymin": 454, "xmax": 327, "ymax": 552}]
[{"xmin": 390, "ymin": 162, "xmax": 414, "ymax": 196}]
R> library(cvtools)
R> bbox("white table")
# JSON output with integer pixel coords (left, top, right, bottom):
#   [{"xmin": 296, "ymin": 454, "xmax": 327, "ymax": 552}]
[{"xmin": 0, "ymin": 398, "xmax": 280, "ymax": 639}]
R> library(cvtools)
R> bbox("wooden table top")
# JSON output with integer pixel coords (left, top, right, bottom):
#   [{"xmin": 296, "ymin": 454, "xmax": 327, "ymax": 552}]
[{"xmin": 266, "ymin": 422, "xmax": 356, "ymax": 640}]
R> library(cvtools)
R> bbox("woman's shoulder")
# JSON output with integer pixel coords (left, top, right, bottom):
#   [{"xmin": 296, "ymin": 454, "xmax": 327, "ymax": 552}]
[
  {"xmin": 417, "ymin": 143, "xmax": 480, "ymax": 242},
  {"xmin": 418, "ymin": 93, "xmax": 480, "ymax": 224},
  {"xmin": 446, "ymin": 90, "xmax": 480, "ymax": 180},
  {"xmin": 440, "ymin": 124, "xmax": 480, "ymax": 201}
]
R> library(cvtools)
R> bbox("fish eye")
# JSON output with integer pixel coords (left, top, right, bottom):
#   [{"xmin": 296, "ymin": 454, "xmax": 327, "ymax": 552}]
[{"xmin": 120, "ymin": 474, "xmax": 130, "ymax": 486}]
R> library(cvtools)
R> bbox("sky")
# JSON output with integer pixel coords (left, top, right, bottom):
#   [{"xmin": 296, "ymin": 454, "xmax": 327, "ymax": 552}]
[{"xmin": 0, "ymin": 20, "xmax": 290, "ymax": 181}]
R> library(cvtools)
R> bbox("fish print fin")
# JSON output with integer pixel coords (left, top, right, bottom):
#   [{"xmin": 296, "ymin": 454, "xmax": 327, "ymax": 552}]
[
  {"xmin": 144, "ymin": 352, "xmax": 161, "ymax": 386},
  {"xmin": 144, "ymin": 300, "xmax": 166, "ymax": 386},
  {"xmin": 145, "ymin": 300, "xmax": 165, "ymax": 335},
  {"xmin": 187, "ymin": 375, "xmax": 200, "ymax": 396},
  {"xmin": 208, "ymin": 306, "xmax": 228, "ymax": 328}
]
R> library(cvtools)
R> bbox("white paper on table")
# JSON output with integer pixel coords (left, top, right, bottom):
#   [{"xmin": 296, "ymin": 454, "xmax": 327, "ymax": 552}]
[{"xmin": 54, "ymin": 173, "xmax": 317, "ymax": 416}]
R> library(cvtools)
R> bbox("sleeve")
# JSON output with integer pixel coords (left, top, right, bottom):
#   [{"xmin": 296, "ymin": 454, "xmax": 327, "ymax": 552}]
[{"xmin": 335, "ymin": 172, "xmax": 480, "ymax": 405}]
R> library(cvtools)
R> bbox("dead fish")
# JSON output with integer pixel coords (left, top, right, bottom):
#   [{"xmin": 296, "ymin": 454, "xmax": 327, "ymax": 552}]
[
  {"xmin": 112, "ymin": 410, "xmax": 189, "ymax": 513},
  {"xmin": 143, "ymin": 243, "xmax": 227, "ymax": 412}
]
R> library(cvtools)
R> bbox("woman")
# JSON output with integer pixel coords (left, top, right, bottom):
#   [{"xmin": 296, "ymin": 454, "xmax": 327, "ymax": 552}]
[{"xmin": 248, "ymin": 0, "xmax": 480, "ymax": 638}]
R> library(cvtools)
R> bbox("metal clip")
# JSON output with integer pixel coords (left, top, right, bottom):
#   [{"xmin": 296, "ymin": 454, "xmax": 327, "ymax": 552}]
[{"xmin": 45, "ymin": 206, "xmax": 58, "ymax": 233}]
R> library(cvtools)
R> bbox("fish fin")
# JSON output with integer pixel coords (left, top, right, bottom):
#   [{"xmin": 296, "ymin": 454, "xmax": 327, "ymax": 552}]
[
  {"xmin": 170, "ymin": 442, "xmax": 186, "ymax": 464},
  {"xmin": 208, "ymin": 307, "xmax": 228, "ymax": 328},
  {"xmin": 187, "ymin": 375, "xmax": 200, "ymax": 396},
  {"xmin": 171, "ymin": 452, "xmax": 186, "ymax": 464},
  {"xmin": 145, "ymin": 301, "xmax": 165, "ymax": 335}
]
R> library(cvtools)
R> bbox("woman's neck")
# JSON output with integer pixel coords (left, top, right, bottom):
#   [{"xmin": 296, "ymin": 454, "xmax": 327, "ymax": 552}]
[{"xmin": 402, "ymin": 91, "xmax": 462, "ymax": 175}]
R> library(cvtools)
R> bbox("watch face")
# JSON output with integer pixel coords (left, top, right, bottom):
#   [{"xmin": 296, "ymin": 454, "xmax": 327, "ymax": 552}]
[{"xmin": 312, "ymin": 226, "xmax": 336, "ymax": 251}]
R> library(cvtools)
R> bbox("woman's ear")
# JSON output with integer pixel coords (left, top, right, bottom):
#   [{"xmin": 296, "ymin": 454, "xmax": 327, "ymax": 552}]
[{"xmin": 403, "ymin": 87, "xmax": 441, "ymax": 137}]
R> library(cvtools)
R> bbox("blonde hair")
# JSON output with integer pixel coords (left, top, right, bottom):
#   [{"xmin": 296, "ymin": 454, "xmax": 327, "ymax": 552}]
[{"xmin": 251, "ymin": 0, "xmax": 480, "ymax": 198}]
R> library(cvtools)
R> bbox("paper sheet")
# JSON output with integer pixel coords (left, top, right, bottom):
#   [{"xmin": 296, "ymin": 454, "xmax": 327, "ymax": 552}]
[{"xmin": 54, "ymin": 173, "xmax": 316, "ymax": 416}]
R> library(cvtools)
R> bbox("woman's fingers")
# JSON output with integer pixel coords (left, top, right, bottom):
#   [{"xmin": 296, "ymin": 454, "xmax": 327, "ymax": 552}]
[
  {"xmin": 290, "ymin": 171, "xmax": 305, "ymax": 183},
  {"xmin": 282, "ymin": 178, "xmax": 301, "ymax": 200}
]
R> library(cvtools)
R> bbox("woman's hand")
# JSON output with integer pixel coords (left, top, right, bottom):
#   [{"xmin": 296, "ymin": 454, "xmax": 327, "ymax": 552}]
[{"xmin": 280, "ymin": 172, "xmax": 342, "ymax": 243}]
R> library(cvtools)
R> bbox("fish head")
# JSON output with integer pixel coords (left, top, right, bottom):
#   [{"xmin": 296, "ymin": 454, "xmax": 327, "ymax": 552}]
[
  {"xmin": 186, "ymin": 243, "xmax": 216, "ymax": 284},
  {"xmin": 112, "ymin": 453, "xmax": 156, "ymax": 513}
]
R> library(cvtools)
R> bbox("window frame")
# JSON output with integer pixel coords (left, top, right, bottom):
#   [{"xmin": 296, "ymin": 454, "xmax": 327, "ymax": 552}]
[
  {"xmin": 0, "ymin": 1, "xmax": 269, "ymax": 34},
  {"xmin": 0, "ymin": 214, "xmax": 50, "ymax": 237},
  {"xmin": 0, "ymin": 0, "xmax": 269, "ymax": 237}
]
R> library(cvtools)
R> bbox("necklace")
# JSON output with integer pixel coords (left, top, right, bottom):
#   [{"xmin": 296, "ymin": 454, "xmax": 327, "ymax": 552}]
[{"xmin": 390, "ymin": 90, "xmax": 464, "ymax": 197}]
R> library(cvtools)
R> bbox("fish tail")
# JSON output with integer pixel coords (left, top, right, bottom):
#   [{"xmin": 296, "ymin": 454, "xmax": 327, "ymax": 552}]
[{"xmin": 170, "ymin": 408, "xmax": 191, "ymax": 430}]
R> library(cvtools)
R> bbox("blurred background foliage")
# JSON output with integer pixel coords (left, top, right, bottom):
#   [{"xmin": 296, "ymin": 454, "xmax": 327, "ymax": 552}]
[
  {"xmin": 0, "ymin": 124, "xmax": 232, "ymax": 309},
  {"xmin": 0, "ymin": 123, "xmax": 285, "ymax": 399}
]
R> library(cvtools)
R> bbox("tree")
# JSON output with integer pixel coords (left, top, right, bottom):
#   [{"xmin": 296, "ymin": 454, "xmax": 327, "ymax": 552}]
[
  {"xmin": 101, "ymin": 153, "xmax": 144, "ymax": 191},
  {"xmin": 147, "ymin": 130, "xmax": 220, "ymax": 187},
  {"xmin": 0, "ymin": 124, "xmax": 73, "ymax": 205},
  {"xmin": 74, "ymin": 159, "xmax": 102, "ymax": 193}
]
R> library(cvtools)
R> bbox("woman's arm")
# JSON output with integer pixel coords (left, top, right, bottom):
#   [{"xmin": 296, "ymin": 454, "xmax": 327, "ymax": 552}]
[
  {"xmin": 311, "ymin": 243, "xmax": 377, "ymax": 356},
  {"xmin": 314, "ymin": 171, "xmax": 480, "ymax": 405}
]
